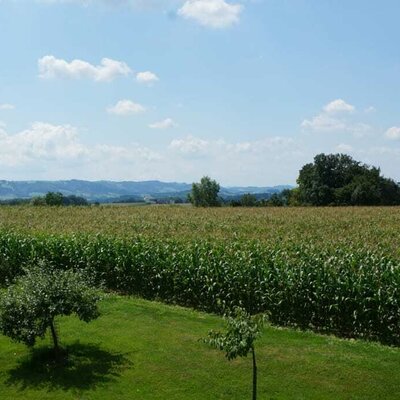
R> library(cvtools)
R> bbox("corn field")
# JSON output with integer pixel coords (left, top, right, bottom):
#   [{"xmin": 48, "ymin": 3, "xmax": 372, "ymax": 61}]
[{"xmin": 0, "ymin": 206, "xmax": 399, "ymax": 345}]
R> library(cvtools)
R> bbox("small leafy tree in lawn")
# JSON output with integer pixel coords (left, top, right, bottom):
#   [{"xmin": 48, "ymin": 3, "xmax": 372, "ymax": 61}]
[
  {"xmin": 203, "ymin": 307, "xmax": 265, "ymax": 400},
  {"xmin": 0, "ymin": 262, "xmax": 101, "ymax": 358}
]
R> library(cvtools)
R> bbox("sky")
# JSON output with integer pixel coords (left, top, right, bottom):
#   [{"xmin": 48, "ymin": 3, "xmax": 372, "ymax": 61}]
[{"xmin": 0, "ymin": 0, "xmax": 399, "ymax": 186}]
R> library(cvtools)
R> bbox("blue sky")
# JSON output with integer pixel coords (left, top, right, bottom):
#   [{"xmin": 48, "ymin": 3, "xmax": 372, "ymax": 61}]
[{"xmin": 0, "ymin": 0, "xmax": 399, "ymax": 185}]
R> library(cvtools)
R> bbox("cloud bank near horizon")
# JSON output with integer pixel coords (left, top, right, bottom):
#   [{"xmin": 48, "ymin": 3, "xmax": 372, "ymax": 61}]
[{"xmin": 0, "ymin": 110, "xmax": 399, "ymax": 185}]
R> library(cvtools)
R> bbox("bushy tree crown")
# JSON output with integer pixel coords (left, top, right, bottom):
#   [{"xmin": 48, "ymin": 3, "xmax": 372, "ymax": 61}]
[{"xmin": 0, "ymin": 263, "xmax": 100, "ymax": 348}]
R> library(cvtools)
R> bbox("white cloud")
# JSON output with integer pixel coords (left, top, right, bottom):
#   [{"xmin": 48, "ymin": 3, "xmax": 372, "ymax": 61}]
[
  {"xmin": 351, "ymin": 123, "xmax": 372, "ymax": 138},
  {"xmin": 323, "ymin": 99, "xmax": 355, "ymax": 114},
  {"xmin": 136, "ymin": 71, "xmax": 159, "ymax": 84},
  {"xmin": 302, "ymin": 114, "xmax": 347, "ymax": 132},
  {"xmin": 166, "ymin": 134, "xmax": 305, "ymax": 185},
  {"xmin": 0, "ymin": 121, "xmax": 166, "ymax": 181},
  {"xmin": 361, "ymin": 146, "xmax": 400, "ymax": 157},
  {"xmin": 169, "ymin": 135, "xmax": 209, "ymax": 154},
  {"xmin": 385, "ymin": 126, "xmax": 400, "ymax": 140},
  {"xmin": 178, "ymin": 0, "xmax": 243, "ymax": 28},
  {"xmin": 301, "ymin": 99, "xmax": 372, "ymax": 137},
  {"xmin": 336, "ymin": 143, "xmax": 353, "ymax": 153},
  {"xmin": 107, "ymin": 100, "xmax": 146, "ymax": 115},
  {"xmin": 0, "ymin": 122, "xmax": 398, "ymax": 185},
  {"xmin": 149, "ymin": 118, "xmax": 177, "ymax": 129},
  {"xmin": 0, "ymin": 122, "xmax": 160, "ymax": 174},
  {"xmin": 364, "ymin": 106, "xmax": 376, "ymax": 113},
  {"xmin": 0, "ymin": 122, "xmax": 87, "ymax": 167},
  {"xmin": 168, "ymin": 135, "xmax": 298, "ymax": 156},
  {"xmin": 226, "ymin": 136, "xmax": 296, "ymax": 154},
  {"xmin": 93, "ymin": 143, "xmax": 161, "ymax": 162},
  {"xmin": 38, "ymin": 55, "xmax": 132, "ymax": 82},
  {"xmin": 0, "ymin": 103, "xmax": 15, "ymax": 110}
]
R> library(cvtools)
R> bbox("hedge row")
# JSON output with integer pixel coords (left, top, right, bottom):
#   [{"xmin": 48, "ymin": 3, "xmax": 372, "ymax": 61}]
[{"xmin": 0, "ymin": 232, "xmax": 399, "ymax": 345}]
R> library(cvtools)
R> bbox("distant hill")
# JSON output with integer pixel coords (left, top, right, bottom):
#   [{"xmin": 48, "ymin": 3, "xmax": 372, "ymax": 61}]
[{"xmin": 0, "ymin": 180, "xmax": 292, "ymax": 202}]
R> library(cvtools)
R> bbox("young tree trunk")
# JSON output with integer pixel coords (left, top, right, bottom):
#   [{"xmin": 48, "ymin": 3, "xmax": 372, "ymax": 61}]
[
  {"xmin": 49, "ymin": 319, "xmax": 60, "ymax": 354},
  {"xmin": 252, "ymin": 346, "xmax": 257, "ymax": 400}
]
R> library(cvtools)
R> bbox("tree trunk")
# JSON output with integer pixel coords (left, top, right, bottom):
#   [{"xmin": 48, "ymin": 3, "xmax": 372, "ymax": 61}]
[
  {"xmin": 252, "ymin": 346, "xmax": 257, "ymax": 400},
  {"xmin": 49, "ymin": 319, "xmax": 60, "ymax": 354}
]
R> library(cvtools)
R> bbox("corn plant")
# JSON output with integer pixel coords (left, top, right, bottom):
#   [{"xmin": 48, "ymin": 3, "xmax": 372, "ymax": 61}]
[{"xmin": 0, "ymin": 205, "xmax": 399, "ymax": 346}]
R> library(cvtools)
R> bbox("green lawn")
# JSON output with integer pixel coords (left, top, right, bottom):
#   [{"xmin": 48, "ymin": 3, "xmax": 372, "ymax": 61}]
[{"xmin": 0, "ymin": 295, "xmax": 399, "ymax": 400}]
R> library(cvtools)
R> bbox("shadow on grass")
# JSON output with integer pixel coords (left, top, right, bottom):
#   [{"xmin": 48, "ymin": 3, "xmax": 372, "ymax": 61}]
[{"xmin": 6, "ymin": 342, "xmax": 132, "ymax": 391}]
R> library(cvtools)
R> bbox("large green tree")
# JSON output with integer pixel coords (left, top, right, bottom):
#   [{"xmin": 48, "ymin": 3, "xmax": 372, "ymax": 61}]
[
  {"xmin": 297, "ymin": 153, "xmax": 400, "ymax": 206},
  {"xmin": 45, "ymin": 191, "xmax": 64, "ymax": 206},
  {"xmin": 188, "ymin": 176, "xmax": 221, "ymax": 207}
]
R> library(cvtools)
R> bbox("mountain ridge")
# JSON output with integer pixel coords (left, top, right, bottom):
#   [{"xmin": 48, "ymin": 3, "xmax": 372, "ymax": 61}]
[{"xmin": 0, "ymin": 180, "xmax": 292, "ymax": 201}]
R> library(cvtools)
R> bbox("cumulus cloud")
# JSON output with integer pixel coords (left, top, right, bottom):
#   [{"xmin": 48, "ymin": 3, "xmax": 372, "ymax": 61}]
[
  {"xmin": 38, "ymin": 55, "xmax": 132, "ymax": 82},
  {"xmin": 0, "ymin": 103, "xmax": 15, "ymax": 110},
  {"xmin": 385, "ymin": 126, "xmax": 400, "ymax": 140},
  {"xmin": 0, "ymin": 122, "xmax": 87, "ymax": 166},
  {"xmin": 351, "ymin": 123, "xmax": 373, "ymax": 138},
  {"xmin": 93, "ymin": 143, "xmax": 161, "ymax": 162},
  {"xmin": 302, "ymin": 99, "xmax": 371, "ymax": 137},
  {"xmin": 149, "ymin": 118, "xmax": 177, "ymax": 129},
  {"xmin": 107, "ymin": 100, "xmax": 146, "ymax": 115},
  {"xmin": 228, "ymin": 137, "xmax": 296, "ymax": 153},
  {"xmin": 38, "ymin": 56, "xmax": 160, "ymax": 85},
  {"xmin": 0, "ymin": 122, "xmax": 161, "ymax": 179},
  {"xmin": 336, "ymin": 143, "xmax": 353, "ymax": 153},
  {"xmin": 364, "ymin": 106, "xmax": 376, "ymax": 113},
  {"xmin": 136, "ymin": 71, "xmax": 159, "ymax": 84},
  {"xmin": 323, "ymin": 99, "xmax": 355, "ymax": 114},
  {"xmin": 1, "ymin": 122, "xmax": 398, "ymax": 185},
  {"xmin": 166, "ymin": 134, "xmax": 305, "ymax": 184},
  {"xmin": 169, "ymin": 135, "xmax": 209, "ymax": 154},
  {"xmin": 301, "ymin": 114, "xmax": 347, "ymax": 132},
  {"xmin": 178, "ymin": 0, "xmax": 243, "ymax": 28},
  {"xmin": 168, "ymin": 135, "xmax": 297, "ymax": 156}
]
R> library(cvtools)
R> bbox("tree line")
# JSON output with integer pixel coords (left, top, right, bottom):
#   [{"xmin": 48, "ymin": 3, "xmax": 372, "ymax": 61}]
[
  {"xmin": 189, "ymin": 153, "xmax": 400, "ymax": 207},
  {"xmin": 31, "ymin": 192, "xmax": 89, "ymax": 206}
]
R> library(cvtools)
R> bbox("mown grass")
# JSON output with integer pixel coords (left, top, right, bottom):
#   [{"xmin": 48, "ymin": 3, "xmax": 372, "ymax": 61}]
[{"xmin": 0, "ymin": 295, "xmax": 399, "ymax": 400}]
